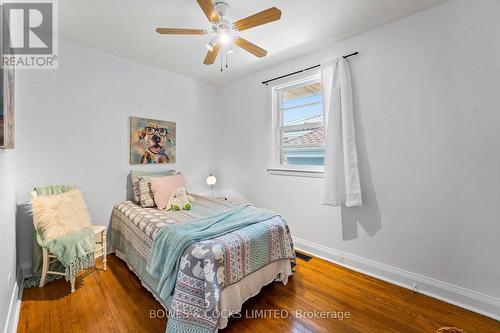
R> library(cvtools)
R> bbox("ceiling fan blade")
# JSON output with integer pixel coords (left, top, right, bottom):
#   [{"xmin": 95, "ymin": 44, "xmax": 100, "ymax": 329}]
[
  {"xmin": 234, "ymin": 37, "xmax": 267, "ymax": 58},
  {"xmin": 196, "ymin": 0, "xmax": 220, "ymax": 22},
  {"xmin": 203, "ymin": 44, "xmax": 220, "ymax": 65},
  {"xmin": 156, "ymin": 28, "xmax": 205, "ymax": 35},
  {"xmin": 234, "ymin": 7, "xmax": 281, "ymax": 31}
]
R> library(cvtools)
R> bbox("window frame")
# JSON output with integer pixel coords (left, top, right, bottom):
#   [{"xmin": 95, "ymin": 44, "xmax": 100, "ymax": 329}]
[{"xmin": 269, "ymin": 73, "xmax": 325, "ymax": 177}]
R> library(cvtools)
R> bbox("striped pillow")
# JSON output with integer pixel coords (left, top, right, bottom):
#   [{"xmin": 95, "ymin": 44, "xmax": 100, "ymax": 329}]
[
  {"xmin": 149, "ymin": 173, "xmax": 187, "ymax": 210},
  {"xmin": 137, "ymin": 178, "xmax": 156, "ymax": 208}
]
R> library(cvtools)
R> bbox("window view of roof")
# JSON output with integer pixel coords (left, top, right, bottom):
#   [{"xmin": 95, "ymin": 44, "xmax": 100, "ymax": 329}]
[
  {"xmin": 283, "ymin": 126, "xmax": 324, "ymax": 146},
  {"xmin": 278, "ymin": 80, "xmax": 325, "ymax": 167}
]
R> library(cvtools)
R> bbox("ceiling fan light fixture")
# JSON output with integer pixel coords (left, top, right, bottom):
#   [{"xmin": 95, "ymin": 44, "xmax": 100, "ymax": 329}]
[
  {"xmin": 206, "ymin": 37, "xmax": 218, "ymax": 51},
  {"xmin": 219, "ymin": 31, "xmax": 230, "ymax": 45}
]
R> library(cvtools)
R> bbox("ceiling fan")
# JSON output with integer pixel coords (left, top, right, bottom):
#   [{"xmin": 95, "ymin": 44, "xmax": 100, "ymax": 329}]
[{"xmin": 156, "ymin": 0, "xmax": 282, "ymax": 70}]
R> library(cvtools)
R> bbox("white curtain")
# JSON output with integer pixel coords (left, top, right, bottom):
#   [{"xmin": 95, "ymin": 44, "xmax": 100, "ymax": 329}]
[{"xmin": 321, "ymin": 57, "xmax": 362, "ymax": 207}]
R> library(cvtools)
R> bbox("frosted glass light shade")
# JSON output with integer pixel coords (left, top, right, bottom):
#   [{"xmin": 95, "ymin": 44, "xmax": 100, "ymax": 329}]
[{"xmin": 206, "ymin": 175, "xmax": 217, "ymax": 186}]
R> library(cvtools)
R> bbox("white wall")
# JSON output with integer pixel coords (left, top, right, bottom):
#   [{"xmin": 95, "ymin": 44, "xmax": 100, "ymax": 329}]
[
  {"xmin": 15, "ymin": 41, "xmax": 220, "ymax": 265},
  {"xmin": 218, "ymin": 0, "xmax": 500, "ymax": 306},
  {"xmin": 0, "ymin": 149, "xmax": 17, "ymax": 330}
]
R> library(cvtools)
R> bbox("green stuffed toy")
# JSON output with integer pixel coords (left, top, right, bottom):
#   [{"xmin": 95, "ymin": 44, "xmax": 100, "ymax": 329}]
[{"xmin": 167, "ymin": 187, "xmax": 195, "ymax": 211}]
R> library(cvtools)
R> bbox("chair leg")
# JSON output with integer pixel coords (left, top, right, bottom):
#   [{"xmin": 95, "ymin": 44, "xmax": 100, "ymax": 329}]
[
  {"xmin": 70, "ymin": 276, "xmax": 75, "ymax": 293},
  {"xmin": 39, "ymin": 248, "xmax": 49, "ymax": 288},
  {"xmin": 102, "ymin": 230, "xmax": 107, "ymax": 271}
]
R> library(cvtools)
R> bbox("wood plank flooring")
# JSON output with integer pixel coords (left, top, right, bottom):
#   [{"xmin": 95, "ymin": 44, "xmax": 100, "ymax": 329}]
[{"xmin": 17, "ymin": 254, "xmax": 500, "ymax": 333}]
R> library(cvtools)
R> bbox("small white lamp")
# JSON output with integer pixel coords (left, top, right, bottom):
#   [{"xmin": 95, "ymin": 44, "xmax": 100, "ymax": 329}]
[{"xmin": 206, "ymin": 173, "xmax": 217, "ymax": 199}]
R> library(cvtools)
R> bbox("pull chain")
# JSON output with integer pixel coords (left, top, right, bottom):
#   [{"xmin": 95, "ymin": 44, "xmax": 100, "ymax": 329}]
[
  {"xmin": 220, "ymin": 49, "xmax": 223, "ymax": 72},
  {"xmin": 219, "ymin": 46, "xmax": 230, "ymax": 72}
]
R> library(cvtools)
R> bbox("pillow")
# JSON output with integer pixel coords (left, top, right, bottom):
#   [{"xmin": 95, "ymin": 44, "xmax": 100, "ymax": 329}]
[
  {"xmin": 31, "ymin": 189, "xmax": 92, "ymax": 242},
  {"xmin": 137, "ymin": 178, "xmax": 156, "ymax": 208},
  {"xmin": 150, "ymin": 173, "xmax": 187, "ymax": 210},
  {"xmin": 35, "ymin": 184, "xmax": 75, "ymax": 196},
  {"xmin": 131, "ymin": 169, "xmax": 177, "ymax": 203}
]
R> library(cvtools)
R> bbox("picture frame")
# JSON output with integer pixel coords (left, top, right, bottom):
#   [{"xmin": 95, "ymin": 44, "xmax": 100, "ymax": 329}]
[
  {"xmin": 130, "ymin": 116, "xmax": 176, "ymax": 164},
  {"xmin": 0, "ymin": 4, "xmax": 15, "ymax": 150}
]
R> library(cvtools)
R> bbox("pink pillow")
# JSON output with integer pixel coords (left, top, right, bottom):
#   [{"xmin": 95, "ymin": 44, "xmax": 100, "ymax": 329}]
[{"xmin": 149, "ymin": 173, "xmax": 187, "ymax": 210}]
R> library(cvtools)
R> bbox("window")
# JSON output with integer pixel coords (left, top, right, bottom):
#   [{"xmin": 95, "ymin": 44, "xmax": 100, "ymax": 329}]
[{"xmin": 270, "ymin": 75, "xmax": 324, "ymax": 175}]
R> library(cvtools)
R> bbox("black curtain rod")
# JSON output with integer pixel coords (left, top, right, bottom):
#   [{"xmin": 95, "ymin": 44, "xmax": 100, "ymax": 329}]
[{"xmin": 261, "ymin": 51, "xmax": 359, "ymax": 86}]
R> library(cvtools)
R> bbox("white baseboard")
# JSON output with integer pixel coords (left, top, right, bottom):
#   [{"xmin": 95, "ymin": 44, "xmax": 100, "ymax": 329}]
[
  {"xmin": 293, "ymin": 236, "xmax": 500, "ymax": 321},
  {"xmin": 3, "ymin": 266, "xmax": 24, "ymax": 333}
]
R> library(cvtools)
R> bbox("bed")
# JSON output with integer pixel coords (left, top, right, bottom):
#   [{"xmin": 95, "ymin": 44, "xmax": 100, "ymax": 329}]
[{"xmin": 111, "ymin": 194, "xmax": 295, "ymax": 332}]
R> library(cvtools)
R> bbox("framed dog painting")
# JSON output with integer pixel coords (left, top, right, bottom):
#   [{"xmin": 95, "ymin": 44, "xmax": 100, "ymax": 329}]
[{"xmin": 130, "ymin": 117, "xmax": 176, "ymax": 164}]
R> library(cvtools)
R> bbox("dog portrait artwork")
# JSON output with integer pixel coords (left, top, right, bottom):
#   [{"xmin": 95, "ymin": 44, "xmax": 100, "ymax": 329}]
[{"xmin": 130, "ymin": 117, "xmax": 176, "ymax": 164}]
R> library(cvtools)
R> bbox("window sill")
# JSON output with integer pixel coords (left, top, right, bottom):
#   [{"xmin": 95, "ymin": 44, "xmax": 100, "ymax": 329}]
[{"xmin": 267, "ymin": 167, "xmax": 324, "ymax": 178}]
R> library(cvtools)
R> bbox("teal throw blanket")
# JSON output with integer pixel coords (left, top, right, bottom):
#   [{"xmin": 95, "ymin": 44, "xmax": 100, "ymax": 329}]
[
  {"xmin": 146, "ymin": 204, "xmax": 278, "ymax": 302},
  {"xmin": 45, "ymin": 227, "xmax": 96, "ymax": 280}
]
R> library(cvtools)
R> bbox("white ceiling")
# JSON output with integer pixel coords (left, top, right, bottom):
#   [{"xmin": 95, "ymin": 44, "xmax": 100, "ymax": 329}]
[{"xmin": 60, "ymin": 0, "xmax": 447, "ymax": 85}]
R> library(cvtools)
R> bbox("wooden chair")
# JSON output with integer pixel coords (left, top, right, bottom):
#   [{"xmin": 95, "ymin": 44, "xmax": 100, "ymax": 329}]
[{"xmin": 30, "ymin": 191, "xmax": 107, "ymax": 293}]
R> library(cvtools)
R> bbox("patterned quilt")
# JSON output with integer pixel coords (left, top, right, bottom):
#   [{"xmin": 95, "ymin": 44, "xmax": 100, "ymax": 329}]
[{"xmin": 111, "ymin": 195, "xmax": 295, "ymax": 333}]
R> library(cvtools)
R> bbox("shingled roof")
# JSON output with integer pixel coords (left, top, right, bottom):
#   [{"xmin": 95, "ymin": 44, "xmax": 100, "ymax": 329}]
[{"xmin": 283, "ymin": 127, "xmax": 324, "ymax": 146}]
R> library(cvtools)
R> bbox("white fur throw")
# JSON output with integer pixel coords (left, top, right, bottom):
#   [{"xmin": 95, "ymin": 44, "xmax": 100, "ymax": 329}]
[{"xmin": 31, "ymin": 189, "xmax": 92, "ymax": 242}]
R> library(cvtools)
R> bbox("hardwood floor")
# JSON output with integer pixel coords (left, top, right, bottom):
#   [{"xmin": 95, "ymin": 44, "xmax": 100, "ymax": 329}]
[{"xmin": 18, "ymin": 254, "xmax": 500, "ymax": 333}]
